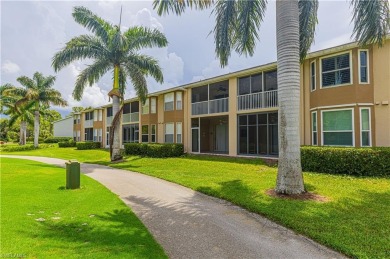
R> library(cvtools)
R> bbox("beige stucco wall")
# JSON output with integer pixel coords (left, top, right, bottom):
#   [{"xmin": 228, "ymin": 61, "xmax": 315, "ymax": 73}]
[
  {"xmin": 373, "ymin": 41, "xmax": 390, "ymax": 146},
  {"xmin": 228, "ymin": 78, "xmax": 238, "ymax": 156}
]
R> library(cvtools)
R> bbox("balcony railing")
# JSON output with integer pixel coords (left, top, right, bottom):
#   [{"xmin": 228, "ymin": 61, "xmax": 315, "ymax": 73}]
[
  {"xmin": 237, "ymin": 90, "xmax": 278, "ymax": 111},
  {"xmin": 192, "ymin": 97, "xmax": 229, "ymax": 115},
  {"xmin": 84, "ymin": 120, "xmax": 93, "ymax": 128},
  {"xmin": 122, "ymin": 112, "xmax": 139, "ymax": 123},
  {"xmin": 106, "ymin": 116, "xmax": 113, "ymax": 126}
]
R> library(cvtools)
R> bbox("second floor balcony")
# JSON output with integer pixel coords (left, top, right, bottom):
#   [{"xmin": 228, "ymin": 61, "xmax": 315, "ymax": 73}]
[
  {"xmin": 84, "ymin": 119, "xmax": 93, "ymax": 128},
  {"xmin": 192, "ymin": 98, "xmax": 229, "ymax": 115},
  {"xmin": 237, "ymin": 90, "xmax": 278, "ymax": 111},
  {"xmin": 122, "ymin": 101, "xmax": 139, "ymax": 123},
  {"xmin": 123, "ymin": 112, "xmax": 139, "ymax": 123}
]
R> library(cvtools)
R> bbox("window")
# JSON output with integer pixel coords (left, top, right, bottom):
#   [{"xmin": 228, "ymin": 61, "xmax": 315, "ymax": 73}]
[
  {"xmin": 264, "ymin": 70, "xmax": 277, "ymax": 91},
  {"xmin": 98, "ymin": 110, "xmax": 102, "ymax": 121},
  {"xmin": 176, "ymin": 92, "xmax": 182, "ymax": 110},
  {"xmin": 165, "ymin": 123, "xmax": 174, "ymax": 143},
  {"xmin": 321, "ymin": 52, "xmax": 351, "ymax": 88},
  {"xmin": 238, "ymin": 112, "xmax": 278, "ymax": 156},
  {"xmin": 98, "ymin": 129, "xmax": 102, "ymax": 142},
  {"xmin": 77, "ymin": 131, "xmax": 80, "ymax": 142},
  {"xmin": 142, "ymin": 125, "xmax": 149, "ymax": 143},
  {"xmin": 360, "ymin": 108, "xmax": 371, "ymax": 146},
  {"xmin": 73, "ymin": 115, "xmax": 80, "ymax": 124},
  {"xmin": 73, "ymin": 131, "xmax": 77, "ymax": 141},
  {"xmin": 312, "ymin": 111, "xmax": 317, "ymax": 145},
  {"xmin": 322, "ymin": 109, "xmax": 353, "ymax": 146},
  {"xmin": 164, "ymin": 93, "xmax": 174, "ymax": 111},
  {"xmin": 85, "ymin": 111, "xmax": 94, "ymax": 120},
  {"xmin": 94, "ymin": 110, "xmax": 98, "ymax": 121},
  {"xmin": 93, "ymin": 129, "xmax": 97, "ymax": 142},
  {"xmin": 310, "ymin": 61, "xmax": 316, "ymax": 91},
  {"xmin": 84, "ymin": 128, "xmax": 93, "ymax": 141},
  {"xmin": 106, "ymin": 107, "xmax": 113, "ymax": 117},
  {"xmin": 123, "ymin": 103, "xmax": 130, "ymax": 114},
  {"xmin": 122, "ymin": 124, "xmax": 139, "ymax": 143},
  {"xmin": 191, "ymin": 85, "xmax": 208, "ymax": 103},
  {"xmin": 238, "ymin": 73, "xmax": 262, "ymax": 95},
  {"xmin": 142, "ymin": 98, "xmax": 150, "ymax": 114},
  {"xmin": 151, "ymin": 98, "xmax": 157, "ymax": 114},
  {"xmin": 151, "ymin": 124, "xmax": 156, "ymax": 143},
  {"xmin": 359, "ymin": 50, "xmax": 369, "ymax": 84},
  {"xmin": 176, "ymin": 122, "xmax": 182, "ymax": 143}
]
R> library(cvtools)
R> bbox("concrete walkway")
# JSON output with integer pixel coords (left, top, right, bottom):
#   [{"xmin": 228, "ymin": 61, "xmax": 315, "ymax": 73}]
[{"xmin": 1, "ymin": 155, "xmax": 346, "ymax": 259}]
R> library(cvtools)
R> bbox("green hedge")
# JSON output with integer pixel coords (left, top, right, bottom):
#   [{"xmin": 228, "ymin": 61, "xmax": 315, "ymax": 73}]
[
  {"xmin": 44, "ymin": 137, "xmax": 73, "ymax": 143},
  {"xmin": 124, "ymin": 143, "xmax": 184, "ymax": 158},
  {"xmin": 301, "ymin": 146, "xmax": 390, "ymax": 177},
  {"xmin": 1, "ymin": 144, "xmax": 56, "ymax": 152},
  {"xmin": 76, "ymin": 141, "xmax": 101, "ymax": 150},
  {"xmin": 58, "ymin": 140, "xmax": 77, "ymax": 148}
]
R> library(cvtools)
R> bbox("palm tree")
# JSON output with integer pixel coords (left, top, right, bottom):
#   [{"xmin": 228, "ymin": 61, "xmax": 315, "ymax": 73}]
[
  {"xmin": 1, "ymin": 84, "xmax": 34, "ymax": 145},
  {"xmin": 7, "ymin": 72, "xmax": 68, "ymax": 147},
  {"xmin": 52, "ymin": 6, "xmax": 168, "ymax": 161},
  {"xmin": 153, "ymin": 0, "xmax": 389, "ymax": 194}
]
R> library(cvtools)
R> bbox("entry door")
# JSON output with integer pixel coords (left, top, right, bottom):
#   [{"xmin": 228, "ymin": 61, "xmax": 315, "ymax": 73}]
[
  {"xmin": 215, "ymin": 124, "xmax": 228, "ymax": 152},
  {"xmin": 192, "ymin": 128, "xmax": 199, "ymax": 152}
]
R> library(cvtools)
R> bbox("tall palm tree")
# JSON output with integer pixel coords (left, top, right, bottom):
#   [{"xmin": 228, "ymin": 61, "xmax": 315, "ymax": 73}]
[
  {"xmin": 153, "ymin": 0, "xmax": 389, "ymax": 194},
  {"xmin": 1, "ymin": 84, "xmax": 34, "ymax": 145},
  {"xmin": 52, "ymin": 6, "xmax": 168, "ymax": 161},
  {"xmin": 7, "ymin": 72, "xmax": 68, "ymax": 147}
]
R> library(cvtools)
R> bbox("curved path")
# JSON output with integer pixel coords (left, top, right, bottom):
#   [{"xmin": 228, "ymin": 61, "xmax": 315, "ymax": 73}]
[{"xmin": 2, "ymin": 155, "xmax": 346, "ymax": 259}]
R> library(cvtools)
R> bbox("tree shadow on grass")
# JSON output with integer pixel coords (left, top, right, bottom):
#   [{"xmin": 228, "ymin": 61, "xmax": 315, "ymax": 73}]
[
  {"xmin": 20, "ymin": 208, "xmax": 166, "ymax": 258},
  {"xmin": 195, "ymin": 179, "xmax": 390, "ymax": 258},
  {"xmin": 183, "ymin": 154, "xmax": 268, "ymax": 166}
]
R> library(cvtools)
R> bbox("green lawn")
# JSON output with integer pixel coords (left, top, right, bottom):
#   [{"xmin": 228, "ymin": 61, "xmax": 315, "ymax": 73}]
[
  {"xmin": 3, "ymin": 146, "xmax": 390, "ymax": 258},
  {"xmin": 0, "ymin": 157, "xmax": 167, "ymax": 259}
]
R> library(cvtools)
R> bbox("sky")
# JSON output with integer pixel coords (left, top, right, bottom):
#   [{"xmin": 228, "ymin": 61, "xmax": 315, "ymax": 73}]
[{"xmin": 1, "ymin": 0, "xmax": 355, "ymax": 117}]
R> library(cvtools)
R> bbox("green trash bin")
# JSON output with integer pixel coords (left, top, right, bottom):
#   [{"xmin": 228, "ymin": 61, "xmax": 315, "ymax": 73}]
[{"xmin": 66, "ymin": 160, "xmax": 80, "ymax": 189}]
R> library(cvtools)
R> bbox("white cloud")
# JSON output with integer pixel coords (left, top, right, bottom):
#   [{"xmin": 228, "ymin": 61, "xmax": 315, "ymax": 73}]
[
  {"xmin": 1, "ymin": 60, "xmax": 20, "ymax": 74},
  {"xmin": 191, "ymin": 59, "xmax": 231, "ymax": 82},
  {"xmin": 67, "ymin": 84, "xmax": 109, "ymax": 109},
  {"xmin": 132, "ymin": 8, "xmax": 164, "ymax": 32}
]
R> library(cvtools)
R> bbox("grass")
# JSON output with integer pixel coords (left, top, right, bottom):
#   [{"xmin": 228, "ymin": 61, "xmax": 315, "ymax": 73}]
[
  {"xmin": 3, "ymin": 146, "xmax": 390, "ymax": 258},
  {"xmin": 0, "ymin": 157, "xmax": 167, "ymax": 259}
]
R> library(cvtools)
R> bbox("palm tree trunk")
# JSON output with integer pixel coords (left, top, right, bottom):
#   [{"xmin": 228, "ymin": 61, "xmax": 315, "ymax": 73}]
[
  {"xmin": 34, "ymin": 110, "xmax": 40, "ymax": 148},
  {"xmin": 19, "ymin": 121, "xmax": 27, "ymax": 145},
  {"xmin": 111, "ymin": 95, "xmax": 122, "ymax": 161},
  {"xmin": 275, "ymin": 0, "xmax": 305, "ymax": 194}
]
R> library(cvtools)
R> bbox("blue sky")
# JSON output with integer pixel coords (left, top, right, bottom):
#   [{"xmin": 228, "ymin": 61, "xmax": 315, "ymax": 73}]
[{"xmin": 1, "ymin": 0, "xmax": 354, "ymax": 117}]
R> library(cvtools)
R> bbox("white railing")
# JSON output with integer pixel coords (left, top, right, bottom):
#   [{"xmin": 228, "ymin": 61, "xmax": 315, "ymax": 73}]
[
  {"xmin": 192, "ymin": 98, "xmax": 229, "ymax": 115},
  {"xmin": 84, "ymin": 120, "xmax": 93, "ymax": 128},
  {"xmin": 106, "ymin": 116, "xmax": 113, "ymax": 126},
  {"xmin": 209, "ymin": 98, "xmax": 228, "ymax": 114},
  {"xmin": 122, "ymin": 112, "xmax": 139, "ymax": 123},
  {"xmin": 192, "ymin": 101, "xmax": 209, "ymax": 115},
  {"xmin": 237, "ymin": 90, "xmax": 278, "ymax": 111}
]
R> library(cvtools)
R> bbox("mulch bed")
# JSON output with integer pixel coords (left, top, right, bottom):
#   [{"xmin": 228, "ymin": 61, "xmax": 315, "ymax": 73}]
[{"xmin": 266, "ymin": 189, "xmax": 329, "ymax": 202}]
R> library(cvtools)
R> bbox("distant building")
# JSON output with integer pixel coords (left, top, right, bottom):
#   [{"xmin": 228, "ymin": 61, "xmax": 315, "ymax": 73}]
[
  {"xmin": 53, "ymin": 38, "xmax": 390, "ymax": 156},
  {"xmin": 53, "ymin": 116, "xmax": 73, "ymax": 137}
]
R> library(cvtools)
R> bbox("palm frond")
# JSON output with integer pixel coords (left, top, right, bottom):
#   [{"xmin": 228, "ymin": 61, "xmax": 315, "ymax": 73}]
[
  {"xmin": 52, "ymin": 35, "xmax": 107, "ymax": 71},
  {"xmin": 351, "ymin": 0, "xmax": 390, "ymax": 47},
  {"xmin": 73, "ymin": 60, "xmax": 112, "ymax": 100},
  {"xmin": 16, "ymin": 76, "xmax": 35, "ymax": 89},
  {"xmin": 124, "ymin": 27, "xmax": 168, "ymax": 51},
  {"xmin": 126, "ymin": 54, "xmax": 164, "ymax": 83},
  {"xmin": 42, "ymin": 75, "xmax": 57, "ymax": 89},
  {"xmin": 124, "ymin": 63, "xmax": 148, "ymax": 103},
  {"xmin": 235, "ymin": 0, "xmax": 266, "ymax": 56},
  {"xmin": 72, "ymin": 6, "xmax": 113, "ymax": 44},
  {"xmin": 299, "ymin": 0, "xmax": 318, "ymax": 62},
  {"xmin": 213, "ymin": 0, "xmax": 237, "ymax": 67},
  {"xmin": 153, "ymin": 0, "xmax": 214, "ymax": 16}
]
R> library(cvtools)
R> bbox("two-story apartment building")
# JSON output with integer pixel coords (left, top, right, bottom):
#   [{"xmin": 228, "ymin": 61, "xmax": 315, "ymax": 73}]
[{"xmin": 56, "ymin": 39, "xmax": 389, "ymax": 157}]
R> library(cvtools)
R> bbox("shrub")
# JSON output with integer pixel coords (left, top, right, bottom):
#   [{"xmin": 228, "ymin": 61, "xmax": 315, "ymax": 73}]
[
  {"xmin": 58, "ymin": 140, "xmax": 77, "ymax": 148},
  {"xmin": 76, "ymin": 141, "xmax": 101, "ymax": 150},
  {"xmin": 301, "ymin": 146, "xmax": 390, "ymax": 177},
  {"xmin": 27, "ymin": 137, "xmax": 45, "ymax": 142},
  {"xmin": 1, "ymin": 143, "xmax": 56, "ymax": 152},
  {"xmin": 124, "ymin": 143, "xmax": 184, "ymax": 158},
  {"xmin": 44, "ymin": 137, "xmax": 73, "ymax": 143}
]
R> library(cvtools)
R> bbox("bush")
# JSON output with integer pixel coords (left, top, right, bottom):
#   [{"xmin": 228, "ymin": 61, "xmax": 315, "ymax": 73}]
[
  {"xmin": 1, "ymin": 144, "xmax": 56, "ymax": 152},
  {"xmin": 76, "ymin": 141, "xmax": 101, "ymax": 150},
  {"xmin": 58, "ymin": 140, "xmax": 77, "ymax": 148},
  {"xmin": 44, "ymin": 137, "xmax": 73, "ymax": 143},
  {"xmin": 27, "ymin": 137, "xmax": 45, "ymax": 142},
  {"xmin": 124, "ymin": 143, "xmax": 184, "ymax": 158},
  {"xmin": 301, "ymin": 146, "xmax": 390, "ymax": 177}
]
